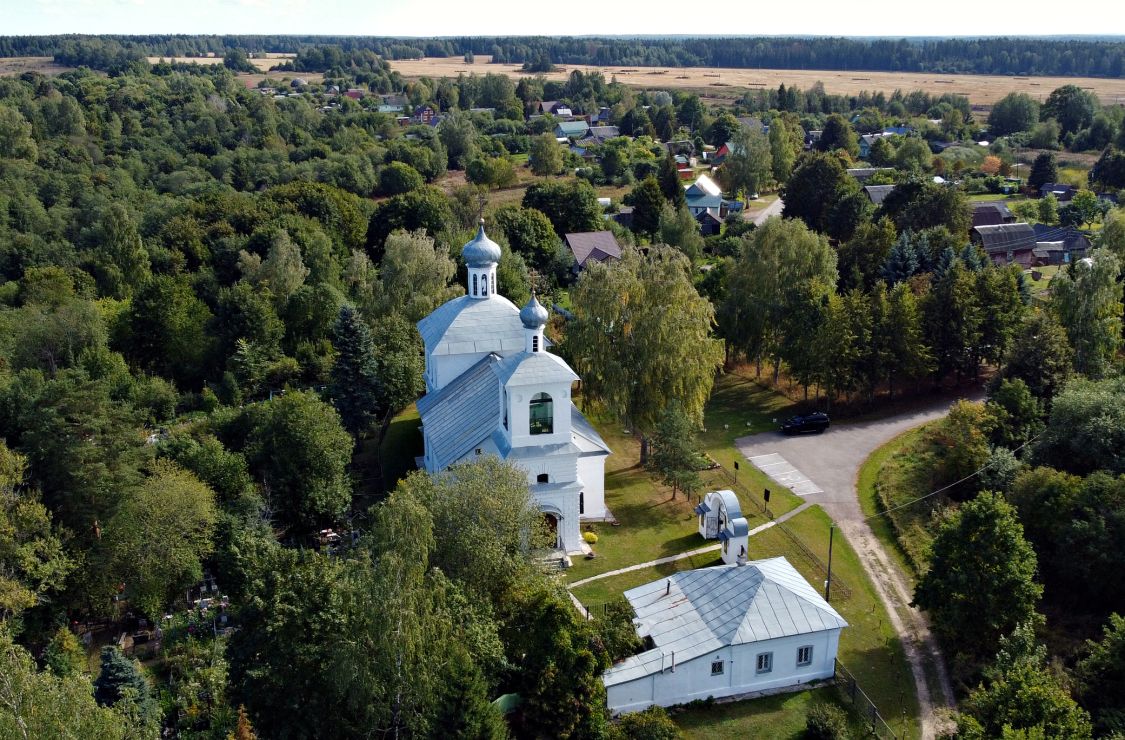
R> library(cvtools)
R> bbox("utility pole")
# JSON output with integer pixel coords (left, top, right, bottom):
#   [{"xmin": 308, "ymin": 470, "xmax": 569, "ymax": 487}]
[{"xmin": 825, "ymin": 524, "xmax": 835, "ymax": 602}]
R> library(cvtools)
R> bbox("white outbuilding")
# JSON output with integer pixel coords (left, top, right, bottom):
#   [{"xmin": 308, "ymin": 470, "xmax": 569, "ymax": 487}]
[
  {"xmin": 694, "ymin": 490, "xmax": 749, "ymax": 565},
  {"xmin": 603, "ymin": 557, "xmax": 847, "ymax": 714}
]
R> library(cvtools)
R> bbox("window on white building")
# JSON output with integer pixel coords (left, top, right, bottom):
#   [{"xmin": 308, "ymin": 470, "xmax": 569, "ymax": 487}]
[
  {"xmin": 537, "ymin": 473, "xmax": 549, "ymax": 484},
  {"xmin": 756, "ymin": 652, "xmax": 773, "ymax": 674},
  {"xmin": 472, "ymin": 274, "xmax": 478, "ymax": 296},
  {"xmin": 529, "ymin": 392, "xmax": 553, "ymax": 435},
  {"xmin": 579, "ymin": 491, "xmax": 584, "ymax": 514},
  {"xmin": 797, "ymin": 646, "xmax": 813, "ymax": 666},
  {"xmin": 711, "ymin": 660, "xmax": 724, "ymax": 676}
]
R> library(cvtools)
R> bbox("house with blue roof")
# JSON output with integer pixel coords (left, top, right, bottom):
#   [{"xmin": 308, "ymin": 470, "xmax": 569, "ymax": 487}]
[
  {"xmin": 684, "ymin": 174, "xmax": 723, "ymax": 219},
  {"xmin": 415, "ymin": 222, "xmax": 611, "ymax": 553}
]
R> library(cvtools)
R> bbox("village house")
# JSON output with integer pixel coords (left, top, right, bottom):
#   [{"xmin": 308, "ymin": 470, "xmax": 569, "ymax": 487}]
[
  {"xmin": 555, "ymin": 120, "xmax": 590, "ymax": 139},
  {"xmin": 846, "ymin": 167, "xmax": 896, "ymax": 184},
  {"xmin": 971, "ymin": 222, "xmax": 1038, "ymax": 267},
  {"xmin": 602, "ymin": 557, "xmax": 847, "ymax": 714},
  {"xmin": 971, "ymin": 201, "xmax": 1016, "ymax": 228},
  {"xmin": 1030, "ymin": 224, "xmax": 1091, "ymax": 265},
  {"xmin": 1039, "ymin": 182, "xmax": 1078, "ymax": 202},
  {"xmin": 415, "ymin": 224, "xmax": 611, "ymax": 554},
  {"xmin": 580, "ymin": 125, "xmax": 621, "ymax": 145},
  {"xmin": 684, "ymin": 174, "xmax": 723, "ymax": 219},
  {"xmin": 565, "ymin": 231, "xmax": 622, "ymax": 273},
  {"xmin": 412, "ymin": 104, "xmax": 437, "ymax": 124},
  {"xmin": 863, "ymin": 184, "xmax": 896, "ymax": 206}
]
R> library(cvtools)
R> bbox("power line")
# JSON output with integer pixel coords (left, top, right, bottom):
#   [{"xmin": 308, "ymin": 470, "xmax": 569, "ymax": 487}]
[{"xmin": 862, "ymin": 431, "xmax": 1043, "ymax": 524}]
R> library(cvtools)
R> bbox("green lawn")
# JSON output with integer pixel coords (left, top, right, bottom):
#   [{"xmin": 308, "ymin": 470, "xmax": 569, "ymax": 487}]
[
  {"xmin": 674, "ymin": 687, "xmax": 867, "ymax": 739},
  {"xmin": 566, "ymin": 372, "xmax": 802, "ymax": 585},
  {"xmin": 856, "ymin": 426, "xmax": 925, "ymax": 581},
  {"xmin": 379, "ymin": 404, "xmax": 422, "ymax": 493},
  {"xmin": 1025, "ymin": 264, "xmax": 1059, "ymax": 296}
]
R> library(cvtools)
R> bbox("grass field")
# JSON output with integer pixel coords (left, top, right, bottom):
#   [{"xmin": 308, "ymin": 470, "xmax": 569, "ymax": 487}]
[
  {"xmin": 673, "ymin": 686, "xmax": 868, "ymax": 739},
  {"xmin": 0, "ymin": 56, "xmax": 75, "ymax": 77},
  {"xmin": 391, "ymin": 56, "xmax": 1125, "ymax": 106}
]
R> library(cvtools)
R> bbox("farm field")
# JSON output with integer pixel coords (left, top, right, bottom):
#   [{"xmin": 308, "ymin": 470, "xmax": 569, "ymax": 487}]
[
  {"xmin": 0, "ymin": 56, "xmax": 75, "ymax": 76},
  {"xmin": 145, "ymin": 53, "xmax": 295, "ymax": 72},
  {"xmin": 391, "ymin": 56, "xmax": 1125, "ymax": 106}
]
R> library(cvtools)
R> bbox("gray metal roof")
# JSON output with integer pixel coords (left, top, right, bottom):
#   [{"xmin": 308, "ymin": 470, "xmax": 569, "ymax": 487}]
[
  {"xmin": 603, "ymin": 557, "xmax": 847, "ymax": 687},
  {"xmin": 972, "ymin": 222, "xmax": 1037, "ymax": 252},
  {"xmin": 417, "ymin": 354, "xmax": 501, "ymax": 470},
  {"xmin": 495, "ymin": 350, "xmax": 579, "ymax": 388},
  {"xmin": 565, "ymin": 231, "xmax": 622, "ymax": 268},
  {"xmin": 864, "ymin": 184, "xmax": 896, "ymax": 205},
  {"xmin": 417, "ymin": 295, "xmax": 526, "ymax": 357},
  {"xmin": 571, "ymin": 406, "xmax": 611, "ymax": 453}
]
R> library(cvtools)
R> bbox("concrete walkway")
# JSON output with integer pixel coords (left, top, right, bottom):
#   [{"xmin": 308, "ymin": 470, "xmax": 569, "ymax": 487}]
[
  {"xmin": 750, "ymin": 196, "xmax": 784, "ymax": 226},
  {"xmin": 567, "ymin": 501, "xmax": 813, "ymax": 590}
]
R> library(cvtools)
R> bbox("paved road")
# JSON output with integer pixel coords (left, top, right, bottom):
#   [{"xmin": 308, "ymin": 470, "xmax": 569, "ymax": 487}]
[
  {"xmin": 735, "ymin": 396, "xmax": 977, "ymax": 739},
  {"xmin": 750, "ymin": 196, "xmax": 784, "ymax": 226}
]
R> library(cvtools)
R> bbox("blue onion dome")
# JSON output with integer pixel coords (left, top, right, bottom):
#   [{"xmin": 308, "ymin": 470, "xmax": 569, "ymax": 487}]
[
  {"xmin": 520, "ymin": 294, "xmax": 549, "ymax": 329},
  {"xmin": 462, "ymin": 220, "xmax": 502, "ymax": 267}
]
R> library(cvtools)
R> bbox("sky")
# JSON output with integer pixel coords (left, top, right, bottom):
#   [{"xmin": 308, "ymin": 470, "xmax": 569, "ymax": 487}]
[{"xmin": 6, "ymin": 0, "xmax": 1124, "ymax": 38}]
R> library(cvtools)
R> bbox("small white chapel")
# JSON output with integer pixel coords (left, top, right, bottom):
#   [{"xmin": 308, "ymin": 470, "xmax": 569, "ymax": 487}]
[{"xmin": 415, "ymin": 222, "xmax": 611, "ymax": 553}]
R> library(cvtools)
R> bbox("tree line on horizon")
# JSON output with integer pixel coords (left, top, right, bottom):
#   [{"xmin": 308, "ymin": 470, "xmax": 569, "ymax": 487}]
[{"xmin": 0, "ymin": 34, "xmax": 1123, "ymax": 78}]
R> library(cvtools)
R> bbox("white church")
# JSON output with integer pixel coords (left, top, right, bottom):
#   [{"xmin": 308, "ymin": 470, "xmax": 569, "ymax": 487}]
[{"xmin": 415, "ymin": 222, "xmax": 611, "ymax": 553}]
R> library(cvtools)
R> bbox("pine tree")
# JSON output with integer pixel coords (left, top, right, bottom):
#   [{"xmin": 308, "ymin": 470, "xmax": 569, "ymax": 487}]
[
  {"xmin": 647, "ymin": 403, "xmax": 706, "ymax": 499},
  {"xmin": 657, "ymin": 153, "xmax": 685, "ymax": 209},
  {"xmin": 881, "ymin": 231, "xmax": 919, "ymax": 284},
  {"xmin": 93, "ymin": 645, "xmax": 157, "ymax": 727},
  {"xmin": 1028, "ymin": 152, "xmax": 1058, "ymax": 191},
  {"xmin": 329, "ymin": 305, "xmax": 383, "ymax": 436}
]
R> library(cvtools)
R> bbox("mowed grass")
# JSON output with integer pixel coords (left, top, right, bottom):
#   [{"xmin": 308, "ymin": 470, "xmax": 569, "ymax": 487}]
[
  {"xmin": 566, "ymin": 372, "xmax": 802, "ymax": 584},
  {"xmin": 673, "ymin": 686, "xmax": 850, "ymax": 739},
  {"xmin": 576, "ymin": 505, "xmax": 922, "ymax": 739}
]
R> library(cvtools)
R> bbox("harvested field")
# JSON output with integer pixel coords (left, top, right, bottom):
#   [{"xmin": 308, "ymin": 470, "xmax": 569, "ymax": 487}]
[
  {"xmin": 0, "ymin": 56, "xmax": 76, "ymax": 76},
  {"xmin": 146, "ymin": 54, "xmax": 294, "ymax": 72},
  {"xmin": 391, "ymin": 56, "xmax": 1125, "ymax": 106}
]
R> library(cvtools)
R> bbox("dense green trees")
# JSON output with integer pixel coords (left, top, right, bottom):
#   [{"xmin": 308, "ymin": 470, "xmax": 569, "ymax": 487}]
[
  {"xmin": 523, "ymin": 179, "xmax": 604, "ymax": 235},
  {"xmin": 988, "ymin": 93, "xmax": 1040, "ymax": 136},
  {"xmin": 567, "ymin": 246, "xmax": 723, "ymax": 434},
  {"xmin": 1050, "ymin": 250, "xmax": 1122, "ymax": 378},
  {"xmin": 913, "ymin": 492, "xmax": 1041, "ymax": 665}
]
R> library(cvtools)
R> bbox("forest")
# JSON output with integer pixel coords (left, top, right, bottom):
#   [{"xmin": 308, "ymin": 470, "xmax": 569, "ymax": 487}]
[
  {"xmin": 0, "ymin": 36, "xmax": 1124, "ymax": 738},
  {"xmin": 1, "ymin": 33, "xmax": 1124, "ymax": 77}
]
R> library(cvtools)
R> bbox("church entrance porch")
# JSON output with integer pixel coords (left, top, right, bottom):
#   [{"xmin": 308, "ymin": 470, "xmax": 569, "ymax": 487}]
[{"xmin": 544, "ymin": 512, "xmax": 560, "ymax": 549}]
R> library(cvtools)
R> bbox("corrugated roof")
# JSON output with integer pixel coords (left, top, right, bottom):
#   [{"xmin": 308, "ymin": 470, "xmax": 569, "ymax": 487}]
[
  {"xmin": 972, "ymin": 222, "xmax": 1037, "ymax": 252},
  {"xmin": 603, "ymin": 558, "xmax": 847, "ymax": 686},
  {"xmin": 417, "ymin": 354, "xmax": 501, "ymax": 470},
  {"xmin": 565, "ymin": 231, "xmax": 622, "ymax": 267},
  {"xmin": 417, "ymin": 295, "xmax": 526, "ymax": 357}
]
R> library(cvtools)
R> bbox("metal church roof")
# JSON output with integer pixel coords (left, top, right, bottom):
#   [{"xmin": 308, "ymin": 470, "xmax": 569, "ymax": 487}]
[{"xmin": 417, "ymin": 294, "xmax": 526, "ymax": 357}]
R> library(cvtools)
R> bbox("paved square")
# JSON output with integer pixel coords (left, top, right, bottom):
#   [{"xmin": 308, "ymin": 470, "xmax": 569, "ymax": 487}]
[{"xmin": 748, "ymin": 453, "xmax": 823, "ymax": 496}]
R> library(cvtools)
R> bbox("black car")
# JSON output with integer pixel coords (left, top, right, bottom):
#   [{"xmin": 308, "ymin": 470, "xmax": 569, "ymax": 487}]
[{"xmin": 780, "ymin": 412, "xmax": 830, "ymax": 435}]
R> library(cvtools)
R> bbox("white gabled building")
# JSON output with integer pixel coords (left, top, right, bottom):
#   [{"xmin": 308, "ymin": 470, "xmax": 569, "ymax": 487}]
[
  {"xmin": 603, "ymin": 557, "xmax": 847, "ymax": 714},
  {"xmin": 415, "ymin": 222, "xmax": 611, "ymax": 553}
]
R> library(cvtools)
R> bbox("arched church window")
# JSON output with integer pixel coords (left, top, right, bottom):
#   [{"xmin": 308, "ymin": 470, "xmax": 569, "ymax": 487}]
[
  {"xmin": 537, "ymin": 473, "xmax": 549, "ymax": 484},
  {"xmin": 490, "ymin": 273, "xmax": 495, "ymax": 295},
  {"xmin": 529, "ymin": 392, "xmax": 553, "ymax": 435},
  {"xmin": 532, "ymin": 335, "xmax": 540, "ymax": 352},
  {"xmin": 481, "ymin": 276, "xmax": 488, "ymax": 296},
  {"xmin": 472, "ymin": 274, "xmax": 478, "ymax": 296}
]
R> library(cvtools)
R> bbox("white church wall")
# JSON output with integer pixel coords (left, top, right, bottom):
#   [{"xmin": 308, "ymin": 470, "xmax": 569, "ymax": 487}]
[
  {"xmin": 432, "ymin": 351, "xmax": 492, "ymax": 392},
  {"xmin": 577, "ymin": 454, "xmax": 607, "ymax": 520},
  {"xmin": 506, "ymin": 381, "xmax": 574, "ymax": 448}
]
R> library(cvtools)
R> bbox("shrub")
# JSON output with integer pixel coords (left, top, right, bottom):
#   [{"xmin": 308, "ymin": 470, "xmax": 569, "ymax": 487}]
[
  {"xmin": 609, "ymin": 705, "xmax": 680, "ymax": 739},
  {"xmin": 805, "ymin": 703, "xmax": 851, "ymax": 740},
  {"xmin": 583, "ymin": 531, "xmax": 598, "ymax": 544}
]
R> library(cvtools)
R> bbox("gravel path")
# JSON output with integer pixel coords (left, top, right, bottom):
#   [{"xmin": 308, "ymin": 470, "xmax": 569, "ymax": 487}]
[{"xmin": 735, "ymin": 398, "xmax": 972, "ymax": 739}]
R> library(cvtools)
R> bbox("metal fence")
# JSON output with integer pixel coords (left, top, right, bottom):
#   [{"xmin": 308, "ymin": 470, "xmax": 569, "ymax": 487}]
[{"xmin": 834, "ymin": 659, "xmax": 907, "ymax": 740}]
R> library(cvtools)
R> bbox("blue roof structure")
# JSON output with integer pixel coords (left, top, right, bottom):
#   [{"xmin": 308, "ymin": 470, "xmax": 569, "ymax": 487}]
[{"xmin": 417, "ymin": 354, "xmax": 501, "ymax": 470}]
